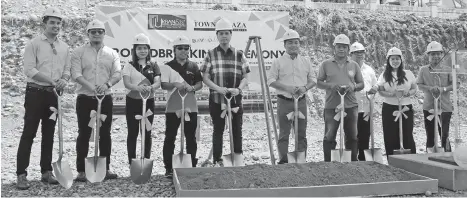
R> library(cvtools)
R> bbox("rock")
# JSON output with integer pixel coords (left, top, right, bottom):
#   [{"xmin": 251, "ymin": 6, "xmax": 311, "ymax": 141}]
[{"xmin": 251, "ymin": 155, "xmax": 259, "ymax": 161}]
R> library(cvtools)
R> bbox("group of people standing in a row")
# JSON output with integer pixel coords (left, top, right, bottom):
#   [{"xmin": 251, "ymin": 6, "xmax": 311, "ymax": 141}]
[{"xmin": 16, "ymin": 7, "xmax": 454, "ymax": 190}]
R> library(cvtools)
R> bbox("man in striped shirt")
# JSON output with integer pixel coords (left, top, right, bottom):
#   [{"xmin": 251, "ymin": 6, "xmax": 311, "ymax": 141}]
[{"xmin": 201, "ymin": 18, "xmax": 250, "ymax": 167}]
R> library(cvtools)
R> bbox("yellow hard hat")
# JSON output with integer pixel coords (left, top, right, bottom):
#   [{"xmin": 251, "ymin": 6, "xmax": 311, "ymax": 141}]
[
  {"xmin": 426, "ymin": 41, "xmax": 443, "ymax": 53},
  {"xmin": 282, "ymin": 29, "xmax": 300, "ymax": 41},
  {"xmin": 43, "ymin": 7, "xmax": 62, "ymax": 20}
]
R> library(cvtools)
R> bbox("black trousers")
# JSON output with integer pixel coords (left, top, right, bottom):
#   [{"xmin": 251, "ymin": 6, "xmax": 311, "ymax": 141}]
[
  {"xmin": 126, "ymin": 96, "xmax": 154, "ymax": 164},
  {"xmin": 209, "ymin": 98, "xmax": 243, "ymax": 163},
  {"xmin": 423, "ymin": 110, "xmax": 452, "ymax": 151},
  {"xmin": 16, "ymin": 86, "xmax": 57, "ymax": 176},
  {"xmin": 357, "ymin": 112, "xmax": 370, "ymax": 161},
  {"xmin": 381, "ymin": 103, "xmax": 416, "ymax": 157},
  {"xmin": 75, "ymin": 94, "xmax": 113, "ymax": 172},
  {"xmin": 163, "ymin": 112, "xmax": 198, "ymax": 171}
]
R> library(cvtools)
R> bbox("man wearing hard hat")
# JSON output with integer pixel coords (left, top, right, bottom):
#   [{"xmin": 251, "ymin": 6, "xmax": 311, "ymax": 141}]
[
  {"xmin": 350, "ymin": 42, "xmax": 378, "ymax": 161},
  {"xmin": 71, "ymin": 19, "xmax": 122, "ymax": 181},
  {"xmin": 16, "ymin": 7, "xmax": 69, "ymax": 190},
  {"xmin": 161, "ymin": 36, "xmax": 203, "ymax": 177},
  {"xmin": 266, "ymin": 29, "xmax": 316, "ymax": 164},
  {"xmin": 317, "ymin": 34, "xmax": 364, "ymax": 162},
  {"xmin": 200, "ymin": 18, "xmax": 250, "ymax": 167},
  {"xmin": 122, "ymin": 33, "xmax": 161, "ymax": 166},
  {"xmin": 416, "ymin": 41, "xmax": 453, "ymax": 152}
]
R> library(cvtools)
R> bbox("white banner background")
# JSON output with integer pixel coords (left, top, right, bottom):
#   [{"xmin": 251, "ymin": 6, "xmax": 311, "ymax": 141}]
[{"xmin": 95, "ymin": 6, "xmax": 290, "ymax": 104}]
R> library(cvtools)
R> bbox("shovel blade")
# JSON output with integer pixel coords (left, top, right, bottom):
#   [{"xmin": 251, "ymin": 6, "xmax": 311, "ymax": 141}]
[
  {"xmin": 393, "ymin": 149, "xmax": 412, "ymax": 155},
  {"xmin": 130, "ymin": 158, "xmax": 154, "ymax": 184},
  {"xmin": 427, "ymin": 146, "xmax": 445, "ymax": 153},
  {"xmin": 287, "ymin": 151, "xmax": 306, "ymax": 164},
  {"xmin": 364, "ymin": 148, "xmax": 384, "ymax": 164},
  {"xmin": 52, "ymin": 160, "xmax": 74, "ymax": 189},
  {"xmin": 172, "ymin": 153, "xmax": 192, "ymax": 169},
  {"xmin": 84, "ymin": 156, "xmax": 106, "ymax": 183},
  {"xmin": 331, "ymin": 149, "xmax": 351, "ymax": 162},
  {"xmin": 222, "ymin": 153, "xmax": 244, "ymax": 167}
]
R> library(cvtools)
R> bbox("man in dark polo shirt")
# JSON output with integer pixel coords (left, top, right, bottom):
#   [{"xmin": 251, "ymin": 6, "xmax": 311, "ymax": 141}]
[
  {"xmin": 161, "ymin": 36, "xmax": 203, "ymax": 178},
  {"xmin": 317, "ymin": 34, "xmax": 364, "ymax": 162},
  {"xmin": 201, "ymin": 18, "xmax": 250, "ymax": 167},
  {"xmin": 417, "ymin": 41, "xmax": 453, "ymax": 152}
]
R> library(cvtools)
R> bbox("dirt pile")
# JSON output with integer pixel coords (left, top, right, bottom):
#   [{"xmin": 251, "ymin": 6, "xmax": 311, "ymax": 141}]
[{"xmin": 179, "ymin": 161, "xmax": 421, "ymax": 190}]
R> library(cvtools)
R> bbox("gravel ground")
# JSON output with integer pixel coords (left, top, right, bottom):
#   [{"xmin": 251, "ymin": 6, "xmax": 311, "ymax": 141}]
[{"xmin": 2, "ymin": 92, "xmax": 467, "ymax": 197}]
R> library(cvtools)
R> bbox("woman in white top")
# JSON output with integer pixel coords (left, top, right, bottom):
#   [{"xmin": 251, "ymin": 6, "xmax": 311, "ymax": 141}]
[
  {"xmin": 369, "ymin": 47, "xmax": 417, "ymax": 157},
  {"xmin": 122, "ymin": 33, "xmax": 161, "ymax": 165}
]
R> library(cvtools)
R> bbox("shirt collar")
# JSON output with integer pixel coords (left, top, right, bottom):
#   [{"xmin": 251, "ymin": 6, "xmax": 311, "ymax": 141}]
[
  {"xmin": 40, "ymin": 34, "xmax": 58, "ymax": 42},
  {"xmin": 216, "ymin": 45, "xmax": 234, "ymax": 54},
  {"xmin": 331, "ymin": 57, "xmax": 350, "ymax": 63},
  {"xmin": 284, "ymin": 53, "xmax": 300, "ymax": 60}
]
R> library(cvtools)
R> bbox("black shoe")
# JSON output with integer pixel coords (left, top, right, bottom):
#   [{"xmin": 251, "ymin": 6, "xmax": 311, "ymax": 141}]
[
  {"xmin": 165, "ymin": 170, "xmax": 173, "ymax": 179},
  {"xmin": 105, "ymin": 170, "xmax": 118, "ymax": 180},
  {"xmin": 74, "ymin": 172, "xmax": 87, "ymax": 182}
]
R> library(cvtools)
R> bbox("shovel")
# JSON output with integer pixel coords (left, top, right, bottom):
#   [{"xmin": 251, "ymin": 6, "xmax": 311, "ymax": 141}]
[
  {"xmin": 130, "ymin": 91, "xmax": 154, "ymax": 184},
  {"xmin": 331, "ymin": 86, "xmax": 352, "ymax": 162},
  {"xmin": 393, "ymin": 89, "xmax": 412, "ymax": 155},
  {"xmin": 85, "ymin": 94, "xmax": 107, "ymax": 183},
  {"xmin": 427, "ymin": 89, "xmax": 445, "ymax": 153},
  {"xmin": 287, "ymin": 94, "xmax": 306, "ymax": 163},
  {"xmin": 172, "ymin": 90, "xmax": 192, "ymax": 168},
  {"xmin": 363, "ymin": 92, "xmax": 384, "ymax": 163},
  {"xmin": 51, "ymin": 89, "xmax": 73, "ymax": 189},
  {"xmin": 222, "ymin": 93, "xmax": 244, "ymax": 167}
]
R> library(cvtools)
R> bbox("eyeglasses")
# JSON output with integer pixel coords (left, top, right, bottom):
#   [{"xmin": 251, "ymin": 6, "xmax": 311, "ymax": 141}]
[
  {"xmin": 89, "ymin": 30, "xmax": 105, "ymax": 35},
  {"xmin": 176, "ymin": 47, "xmax": 190, "ymax": 51},
  {"xmin": 50, "ymin": 43, "xmax": 57, "ymax": 55}
]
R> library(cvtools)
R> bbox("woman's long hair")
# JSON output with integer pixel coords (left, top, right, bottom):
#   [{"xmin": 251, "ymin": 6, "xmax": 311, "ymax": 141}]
[
  {"xmin": 383, "ymin": 55, "xmax": 407, "ymax": 86},
  {"xmin": 131, "ymin": 44, "xmax": 151, "ymax": 68}
]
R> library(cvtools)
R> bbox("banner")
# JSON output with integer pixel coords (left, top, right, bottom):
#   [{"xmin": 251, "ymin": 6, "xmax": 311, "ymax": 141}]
[{"xmin": 95, "ymin": 6, "xmax": 290, "ymax": 105}]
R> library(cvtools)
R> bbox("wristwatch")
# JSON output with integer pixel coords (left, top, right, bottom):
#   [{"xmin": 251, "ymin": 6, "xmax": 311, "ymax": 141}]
[{"xmin": 106, "ymin": 82, "xmax": 112, "ymax": 88}]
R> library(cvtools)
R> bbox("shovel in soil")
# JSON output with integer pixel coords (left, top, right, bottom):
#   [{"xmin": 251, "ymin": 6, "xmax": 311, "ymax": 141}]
[
  {"xmin": 363, "ymin": 92, "xmax": 384, "ymax": 163},
  {"xmin": 130, "ymin": 92, "xmax": 154, "ymax": 184},
  {"xmin": 331, "ymin": 86, "xmax": 352, "ymax": 162},
  {"xmin": 393, "ymin": 89, "xmax": 412, "ymax": 155},
  {"xmin": 222, "ymin": 93, "xmax": 244, "ymax": 167},
  {"xmin": 427, "ymin": 90, "xmax": 445, "ymax": 153},
  {"xmin": 287, "ymin": 94, "xmax": 306, "ymax": 163},
  {"xmin": 51, "ymin": 89, "xmax": 73, "ymax": 189},
  {"xmin": 85, "ymin": 94, "xmax": 107, "ymax": 183},
  {"xmin": 172, "ymin": 90, "xmax": 192, "ymax": 168}
]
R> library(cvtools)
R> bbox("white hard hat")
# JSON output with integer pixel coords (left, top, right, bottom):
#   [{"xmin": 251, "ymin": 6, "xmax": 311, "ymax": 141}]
[
  {"xmin": 43, "ymin": 7, "xmax": 62, "ymax": 20},
  {"xmin": 215, "ymin": 18, "xmax": 233, "ymax": 31},
  {"xmin": 350, "ymin": 42, "xmax": 365, "ymax": 53},
  {"xmin": 386, "ymin": 47, "xmax": 403, "ymax": 59},
  {"xmin": 172, "ymin": 36, "xmax": 191, "ymax": 47},
  {"xmin": 333, "ymin": 34, "xmax": 350, "ymax": 46},
  {"xmin": 426, "ymin": 41, "xmax": 443, "ymax": 53},
  {"xmin": 282, "ymin": 29, "xmax": 300, "ymax": 41},
  {"xmin": 133, "ymin": 33, "xmax": 150, "ymax": 45},
  {"xmin": 86, "ymin": 20, "xmax": 105, "ymax": 32}
]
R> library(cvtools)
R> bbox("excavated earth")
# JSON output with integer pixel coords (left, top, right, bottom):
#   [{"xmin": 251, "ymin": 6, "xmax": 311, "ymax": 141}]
[{"xmin": 179, "ymin": 162, "xmax": 421, "ymax": 190}]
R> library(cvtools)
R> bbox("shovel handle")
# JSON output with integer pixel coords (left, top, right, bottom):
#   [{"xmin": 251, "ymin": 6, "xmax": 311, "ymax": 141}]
[
  {"xmin": 337, "ymin": 85, "xmax": 349, "ymax": 96},
  {"xmin": 293, "ymin": 97, "xmax": 300, "ymax": 152},
  {"xmin": 53, "ymin": 88, "xmax": 64, "ymax": 160}
]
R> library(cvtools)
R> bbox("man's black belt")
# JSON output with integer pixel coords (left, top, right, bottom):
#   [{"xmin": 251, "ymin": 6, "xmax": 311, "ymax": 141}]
[
  {"xmin": 277, "ymin": 94, "xmax": 305, "ymax": 101},
  {"xmin": 27, "ymin": 82, "xmax": 54, "ymax": 92}
]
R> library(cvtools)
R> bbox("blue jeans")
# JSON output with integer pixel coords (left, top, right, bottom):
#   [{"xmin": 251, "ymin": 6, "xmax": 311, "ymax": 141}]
[{"xmin": 323, "ymin": 106, "xmax": 358, "ymax": 161}]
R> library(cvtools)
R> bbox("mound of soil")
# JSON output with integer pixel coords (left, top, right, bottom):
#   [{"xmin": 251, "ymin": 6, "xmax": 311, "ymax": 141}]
[{"xmin": 178, "ymin": 161, "xmax": 422, "ymax": 190}]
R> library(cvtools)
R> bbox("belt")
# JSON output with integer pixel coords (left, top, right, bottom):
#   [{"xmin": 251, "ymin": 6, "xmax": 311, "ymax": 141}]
[
  {"xmin": 78, "ymin": 94, "xmax": 111, "ymax": 99},
  {"xmin": 27, "ymin": 83, "xmax": 54, "ymax": 92},
  {"xmin": 277, "ymin": 94, "xmax": 305, "ymax": 101}
]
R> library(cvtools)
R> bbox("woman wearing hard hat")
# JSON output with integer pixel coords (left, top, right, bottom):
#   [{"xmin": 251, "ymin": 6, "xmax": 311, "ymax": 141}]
[
  {"xmin": 17, "ymin": 7, "xmax": 68, "ymax": 190},
  {"xmin": 122, "ymin": 33, "xmax": 161, "ymax": 165},
  {"xmin": 349, "ymin": 42, "xmax": 378, "ymax": 161},
  {"xmin": 369, "ymin": 47, "xmax": 417, "ymax": 156},
  {"xmin": 160, "ymin": 36, "xmax": 203, "ymax": 177},
  {"xmin": 267, "ymin": 29, "xmax": 316, "ymax": 164},
  {"xmin": 416, "ymin": 41, "xmax": 453, "ymax": 152},
  {"xmin": 200, "ymin": 18, "xmax": 250, "ymax": 167},
  {"xmin": 71, "ymin": 19, "xmax": 122, "ymax": 182},
  {"xmin": 317, "ymin": 34, "xmax": 365, "ymax": 162}
]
